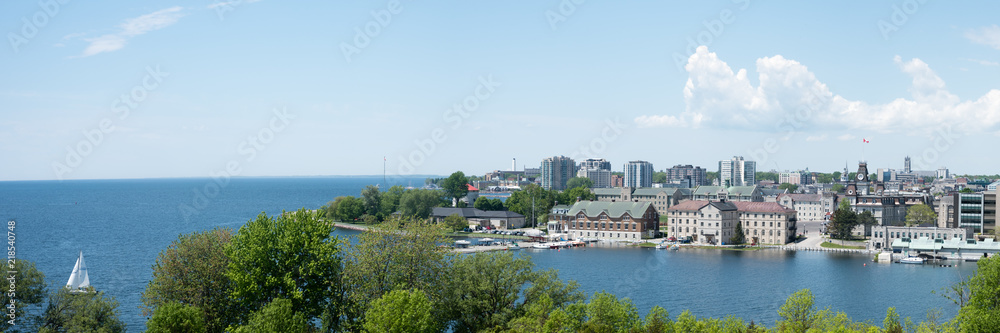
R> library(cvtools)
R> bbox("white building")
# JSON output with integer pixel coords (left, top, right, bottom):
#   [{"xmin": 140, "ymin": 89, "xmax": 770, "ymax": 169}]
[
  {"xmin": 719, "ymin": 156, "xmax": 756, "ymax": 187},
  {"xmin": 624, "ymin": 161, "xmax": 653, "ymax": 188}
]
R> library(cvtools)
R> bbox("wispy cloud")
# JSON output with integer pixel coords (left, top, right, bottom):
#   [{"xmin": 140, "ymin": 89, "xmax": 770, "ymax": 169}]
[
  {"xmin": 76, "ymin": 7, "xmax": 186, "ymax": 57},
  {"xmin": 965, "ymin": 25, "xmax": 1000, "ymax": 50},
  {"xmin": 634, "ymin": 46, "xmax": 1000, "ymax": 135},
  {"xmin": 207, "ymin": 0, "xmax": 262, "ymax": 10},
  {"xmin": 837, "ymin": 134, "xmax": 856, "ymax": 141},
  {"xmin": 963, "ymin": 58, "xmax": 1000, "ymax": 67}
]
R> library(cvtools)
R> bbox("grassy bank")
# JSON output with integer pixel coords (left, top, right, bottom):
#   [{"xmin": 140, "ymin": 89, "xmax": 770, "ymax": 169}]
[{"xmin": 820, "ymin": 242, "xmax": 866, "ymax": 249}]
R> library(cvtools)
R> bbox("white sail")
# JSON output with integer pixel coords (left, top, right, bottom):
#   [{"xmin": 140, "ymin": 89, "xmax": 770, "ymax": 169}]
[{"xmin": 66, "ymin": 251, "xmax": 90, "ymax": 290}]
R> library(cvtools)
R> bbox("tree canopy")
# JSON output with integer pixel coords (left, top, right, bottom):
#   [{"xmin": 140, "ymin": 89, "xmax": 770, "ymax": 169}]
[
  {"xmin": 399, "ymin": 189, "xmax": 446, "ymax": 219},
  {"xmin": 566, "ymin": 177, "xmax": 594, "ymax": 189},
  {"xmin": 905, "ymin": 204, "xmax": 937, "ymax": 227},
  {"xmin": 828, "ymin": 200, "xmax": 858, "ymax": 240},
  {"xmin": 1, "ymin": 259, "xmax": 47, "ymax": 333},
  {"xmin": 778, "ymin": 183, "xmax": 799, "ymax": 193},
  {"xmin": 441, "ymin": 171, "xmax": 470, "ymax": 204},
  {"xmin": 730, "ymin": 221, "xmax": 746, "ymax": 245},
  {"xmin": 474, "ymin": 196, "xmax": 505, "ymax": 211}
]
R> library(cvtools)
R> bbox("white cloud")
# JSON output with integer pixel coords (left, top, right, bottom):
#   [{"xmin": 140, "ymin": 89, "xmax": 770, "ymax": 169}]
[
  {"xmin": 837, "ymin": 134, "xmax": 856, "ymax": 141},
  {"xmin": 965, "ymin": 25, "xmax": 1000, "ymax": 50},
  {"xmin": 635, "ymin": 46, "xmax": 1000, "ymax": 135},
  {"xmin": 75, "ymin": 7, "xmax": 185, "ymax": 57},
  {"xmin": 208, "ymin": 0, "xmax": 262, "ymax": 10},
  {"xmin": 805, "ymin": 134, "xmax": 827, "ymax": 142},
  {"xmin": 964, "ymin": 58, "xmax": 1000, "ymax": 67}
]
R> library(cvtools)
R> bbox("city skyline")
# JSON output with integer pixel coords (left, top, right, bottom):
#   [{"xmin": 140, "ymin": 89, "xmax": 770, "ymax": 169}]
[{"xmin": 3, "ymin": 1, "xmax": 1000, "ymax": 181}]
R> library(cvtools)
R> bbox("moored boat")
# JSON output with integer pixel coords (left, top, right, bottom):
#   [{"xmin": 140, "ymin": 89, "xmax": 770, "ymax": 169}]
[{"xmin": 899, "ymin": 256, "xmax": 924, "ymax": 264}]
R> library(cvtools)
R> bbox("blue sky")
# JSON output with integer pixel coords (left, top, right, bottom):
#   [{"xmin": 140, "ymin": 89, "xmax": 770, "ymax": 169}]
[{"xmin": 2, "ymin": 1, "xmax": 999, "ymax": 181}]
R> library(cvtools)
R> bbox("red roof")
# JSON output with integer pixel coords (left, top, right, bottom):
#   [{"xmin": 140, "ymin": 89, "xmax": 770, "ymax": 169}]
[
  {"xmin": 733, "ymin": 201, "xmax": 796, "ymax": 214},
  {"xmin": 467, "ymin": 184, "xmax": 478, "ymax": 191},
  {"xmin": 668, "ymin": 200, "xmax": 710, "ymax": 211}
]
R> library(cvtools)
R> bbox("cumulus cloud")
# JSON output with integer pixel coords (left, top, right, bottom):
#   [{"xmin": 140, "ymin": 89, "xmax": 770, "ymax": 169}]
[
  {"xmin": 635, "ymin": 46, "xmax": 1000, "ymax": 135},
  {"xmin": 966, "ymin": 25, "xmax": 1000, "ymax": 50},
  {"xmin": 76, "ymin": 7, "xmax": 185, "ymax": 57}
]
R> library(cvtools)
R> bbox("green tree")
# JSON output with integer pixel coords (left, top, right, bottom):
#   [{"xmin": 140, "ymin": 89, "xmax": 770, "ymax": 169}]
[
  {"xmin": 832, "ymin": 171, "xmax": 842, "ymax": 181},
  {"xmin": 339, "ymin": 218, "xmax": 453, "ymax": 330},
  {"xmin": 730, "ymin": 221, "xmax": 746, "ymax": 245},
  {"xmin": 706, "ymin": 171, "xmax": 719, "ymax": 184},
  {"xmin": 145, "ymin": 302, "xmax": 206, "ymax": 333},
  {"xmin": 225, "ymin": 209, "xmax": 340, "ymax": 328},
  {"xmin": 505, "ymin": 184, "xmax": 553, "ymax": 227},
  {"xmin": 231, "ymin": 298, "xmax": 310, "ymax": 333},
  {"xmin": 443, "ymin": 213, "xmax": 468, "ymax": 231},
  {"xmin": 776, "ymin": 289, "xmax": 816, "ymax": 333},
  {"xmin": 379, "ymin": 185, "xmax": 406, "ymax": 217},
  {"xmin": 857, "ymin": 211, "xmax": 877, "ymax": 230},
  {"xmin": 778, "ymin": 183, "xmax": 799, "ymax": 193},
  {"xmin": 442, "ymin": 171, "xmax": 470, "ymax": 205},
  {"xmin": 828, "ymin": 200, "xmax": 858, "ymax": 240},
  {"xmin": 652, "ymin": 171, "xmax": 668, "ymax": 184},
  {"xmin": 361, "ymin": 185, "xmax": 383, "ymax": 218},
  {"xmin": 882, "ymin": 307, "xmax": 902, "ymax": 333},
  {"xmin": 566, "ymin": 177, "xmax": 594, "ymax": 189},
  {"xmin": 960, "ymin": 188, "xmax": 974, "ymax": 193},
  {"xmin": 642, "ymin": 306, "xmax": 674, "ymax": 333},
  {"xmin": 580, "ymin": 292, "xmax": 642, "ymax": 332},
  {"xmin": 363, "ymin": 289, "xmax": 437, "ymax": 333},
  {"xmin": 958, "ymin": 255, "xmax": 1000, "ymax": 332},
  {"xmin": 0, "ymin": 259, "xmax": 47, "ymax": 333},
  {"xmin": 474, "ymin": 196, "xmax": 492, "ymax": 211},
  {"xmin": 831, "ymin": 184, "xmax": 845, "ymax": 193},
  {"xmin": 37, "ymin": 288, "xmax": 126, "ymax": 333},
  {"xmin": 757, "ymin": 172, "xmax": 779, "ymax": 183},
  {"xmin": 905, "ymin": 204, "xmax": 937, "ymax": 227},
  {"xmin": 559, "ymin": 187, "xmax": 595, "ymax": 206},
  {"xmin": 337, "ymin": 196, "xmax": 365, "ymax": 222},
  {"xmin": 142, "ymin": 228, "xmax": 235, "ymax": 333},
  {"xmin": 399, "ymin": 189, "xmax": 446, "ymax": 219}
]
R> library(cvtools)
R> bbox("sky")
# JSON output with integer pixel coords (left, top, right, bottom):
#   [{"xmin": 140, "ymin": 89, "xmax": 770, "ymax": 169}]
[{"xmin": 2, "ymin": 1, "xmax": 999, "ymax": 181}]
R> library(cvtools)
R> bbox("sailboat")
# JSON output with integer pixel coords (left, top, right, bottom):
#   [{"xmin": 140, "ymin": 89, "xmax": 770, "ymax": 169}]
[{"xmin": 65, "ymin": 251, "xmax": 92, "ymax": 293}]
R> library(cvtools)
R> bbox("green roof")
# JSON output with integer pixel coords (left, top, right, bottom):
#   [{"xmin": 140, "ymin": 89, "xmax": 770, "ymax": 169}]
[
  {"xmin": 593, "ymin": 188, "xmax": 624, "ymax": 196},
  {"xmin": 633, "ymin": 188, "xmax": 672, "ymax": 196},
  {"xmin": 567, "ymin": 201, "xmax": 654, "ymax": 218}
]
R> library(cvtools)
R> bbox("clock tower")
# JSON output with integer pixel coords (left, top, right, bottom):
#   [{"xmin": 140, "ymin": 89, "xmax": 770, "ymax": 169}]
[{"xmin": 856, "ymin": 162, "xmax": 870, "ymax": 182}]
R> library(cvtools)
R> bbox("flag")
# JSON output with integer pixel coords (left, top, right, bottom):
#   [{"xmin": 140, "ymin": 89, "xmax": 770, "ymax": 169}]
[{"xmin": 863, "ymin": 138, "xmax": 869, "ymax": 143}]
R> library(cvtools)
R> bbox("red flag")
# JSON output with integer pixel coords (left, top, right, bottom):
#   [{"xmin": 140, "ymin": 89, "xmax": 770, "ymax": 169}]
[{"xmin": 863, "ymin": 138, "xmax": 869, "ymax": 143}]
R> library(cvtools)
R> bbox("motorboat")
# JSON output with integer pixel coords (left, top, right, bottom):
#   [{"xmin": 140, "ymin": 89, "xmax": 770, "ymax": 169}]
[
  {"xmin": 899, "ymin": 256, "xmax": 925, "ymax": 264},
  {"xmin": 531, "ymin": 243, "xmax": 552, "ymax": 249},
  {"xmin": 655, "ymin": 243, "xmax": 669, "ymax": 249}
]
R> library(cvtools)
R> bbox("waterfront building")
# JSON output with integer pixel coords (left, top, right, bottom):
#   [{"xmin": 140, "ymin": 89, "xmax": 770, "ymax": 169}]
[
  {"xmin": 578, "ymin": 158, "xmax": 612, "ymax": 188},
  {"xmin": 624, "ymin": 161, "xmax": 653, "ymax": 188},
  {"xmin": 989, "ymin": 181, "xmax": 999, "ymax": 191},
  {"xmin": 868, "ymin": 225, "xmax": 970, "ymax": 252},
  {"xmin": 947, "ymin": 191, "xmax": 997, "ymax": 234},
  {"xmin": 430, "ymin": 207, "xmax": 526, "ymax": 229},
  {"xmin": 561, "ymin": 201, "xmax": 659, "ymax": 241},
  {"xmin": 777, "ymin": 193, "xmax": 825, "ymax": 221},
  {"xmin": 541, "ymin": 156, "xmax": 576, "ymax": 190},
  {"xmin": 719, "ymin": 156, "xmax": 756, "ymax": 187},
  {"xmin": 665, "ymin": 165, "xmax": 709, "ymax": 186},
  {"xmin": 840, "ymin": 162, "xmax": 932, "ymax": 229},
  {"xmin": 692, "ymin": 185, "xmax": 764, "ymax": 202},
  {"xmin": 592, "ymin": 187, "xmax": 691, "ymax": 214},
  {"xmin": 889, "ymin": 237, "xmax": 999, "ymax": 260},
  {"xmin": 664, "ymin": 200, "xmax": 739, "ymax": 245},
  {"xmin": 734, "ymin": 201, "xmax": 798, "ymax": 245}
]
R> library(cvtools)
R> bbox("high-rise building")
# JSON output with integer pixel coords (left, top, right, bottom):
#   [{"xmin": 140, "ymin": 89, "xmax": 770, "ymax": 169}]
[
  {"xmin": 624, "ymin": 161, "xmax": 653, "ymax": 188},
  {"xmin": 665, "ymin": 165, "xmax": 708, "ymax": 186},
  {"xmin": 904, "ymin": 156, "xmax": 912, "ymax": 173},
  {"xmin": 541, "ymin": 156, "xmax": 576, "ymax": 190},
  {"xmin": 718, "ymin": 156, "xmax": 756, "ymax": 187},
  {"xmin": 577, "ymin": 158, "xmax": 612, "ymax": 188}
]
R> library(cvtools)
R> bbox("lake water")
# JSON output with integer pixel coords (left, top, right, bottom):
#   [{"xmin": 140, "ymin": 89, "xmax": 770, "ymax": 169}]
[{"xmin": 0, "ymin": 177, "xmax": 975, "ymax": 331}]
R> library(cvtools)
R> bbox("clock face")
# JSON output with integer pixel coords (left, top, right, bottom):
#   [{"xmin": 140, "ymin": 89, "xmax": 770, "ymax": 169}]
[{"xmin": 857, "ymin": 173, "xmax": 865, "ymax": 180}]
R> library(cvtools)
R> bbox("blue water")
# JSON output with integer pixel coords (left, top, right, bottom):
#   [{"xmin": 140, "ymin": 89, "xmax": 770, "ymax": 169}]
[{"xmin": 0, "ymin": 177, "xmax": 975, "ymax": 331}]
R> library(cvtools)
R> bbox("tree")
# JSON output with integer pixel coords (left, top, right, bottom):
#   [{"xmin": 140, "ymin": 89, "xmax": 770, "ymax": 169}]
[
  {"xmin": 643, "ymin": 306, "xmax": 674, "ymax": 333},
  {"xmin": 559, "ymin": 187, "xmax": 595, "ymax": 205},
  {"xmin": 756, "ymin": 172, "xmax": 779, "ymax": 183},
  {"xmin": 37, "ymin": 288, "xmax": 126, "ymax": 333},
  {"xmin": 832, "ymin": 171, "xmax": 842, "ymax": 181},
  {"xmin": 361, "ymin": 185, "xmax": 383, "ymax": 218},
  {"xmin": 652, "ymin": 171, "xmax": 667, "ymax": 184},
  {"xmin": 442, "ymin": 171, "xmax": 470, "ymax": 205},
  {"xmin": 730, "ymin": 221, "xmax": 746, "ymax": 245},
  {"xmin": 443, "ymin": 213, "xmax": 468, "ymax": 231},
  {"xmin": 379, "ymin": 185, "xmax": 406, "ymax": 217},
  {"xmin": 778, "ymin": 183, "xmax": 798, "ymax": 193},
  {"xmin": 0, "ymin": 259, "xmax": 47, "ymax": 333},
  {"xmin": 225, "ymin": 209, "xmax": 340, "ymax": 328},
  {"xmin": 580, "ymin": 292, "xmax": 642, "ymax": 332},
  {"xmin": 776, "ymin": 289, "xmax": 816, "ymax": 333},
  {"xmin": 336, "ymin": 196, "xmax": 365, "ymax": 222},
  {"xmin": 145, "ymin": 302, "xmax": 206, "ymax": 333},
  {"xmin": 831, "ymin": 184, "xmax": 845, "ymax": 193},
  {"xmin": 231, "ymin": 298, "xmax": 310, "ymax": 333},
  {"xmin": 363, "ymin": 289, "xmax": 437, "ymax": 333},
  {"xmin": 857, "ymin": 211, "xmax": 877, "ymax": 229},
  {"xmin": 958, "ymin": 255, "xmax": 1000, "ymax": 332},
  {"xmin": 142, "ymin": 228, "xmax": 235, "ymax": 333},
  {"xmin": 340, "ymin": 218, "xmax": 453, "ymax": 331},
  {"xmin": 905, "ymin": 204, "xmax": 937, "ymax": 227},
  {"xmin": 473, "ymin": 196, "xmax": 493, "ymax": 211},
  {"xmin": 828, "ymin": 200, "xmax": 858, "ymax": 240},
  {"xmin": 566, "ymin": 177, "xmax": 594, "ymax": 189},
  {"xmin": 505, "ymin": 184, "xmax": 553, "ymax": 227},
  {"xmin": 399, "ymin": 189, "xmax": 445, "ymax": 219},
  {"xmin": 882, "ymin": 307, "xmax": 902, "ymax": 333},
  {"xmin": 960, "ymin": 188, "xmax": 975, "ymax": 193}
]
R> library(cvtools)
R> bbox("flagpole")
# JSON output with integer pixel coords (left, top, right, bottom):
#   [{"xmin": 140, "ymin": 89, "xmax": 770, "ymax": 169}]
[{"xmin": 383, "ymin": 156, "xmax": 386, "ymax": 187}]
